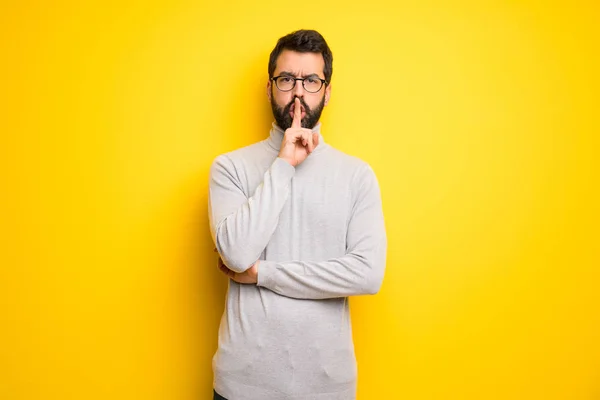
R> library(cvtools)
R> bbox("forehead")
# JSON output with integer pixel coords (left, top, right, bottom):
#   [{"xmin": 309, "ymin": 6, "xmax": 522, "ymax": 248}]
[{"xmin": 274, "ymin": 49, "xmax": 325, "ymax": 77}]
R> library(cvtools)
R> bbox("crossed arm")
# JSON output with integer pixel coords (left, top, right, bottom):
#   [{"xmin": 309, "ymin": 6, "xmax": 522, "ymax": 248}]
[{"xmin": 208, "ymin": 154, "xmax": 387, "ymax": 300}]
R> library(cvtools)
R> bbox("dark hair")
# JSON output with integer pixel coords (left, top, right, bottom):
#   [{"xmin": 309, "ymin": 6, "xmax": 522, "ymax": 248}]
[{"xmin": 268, "ymin": 29, "xmax": 333, "ymax": 84}]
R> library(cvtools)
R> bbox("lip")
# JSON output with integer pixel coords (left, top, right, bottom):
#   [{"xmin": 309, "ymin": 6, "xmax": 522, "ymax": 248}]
[
  {"xmin": 290, "ymin": 103, "xmax": 305, "ymax": 112},
  {"xmin": 290, "ymin": 110, "xmax": 306, "ymax": 119},
  {"xmin": 289, "ymin": 104, "xmax": 306, "ymax": 119}
]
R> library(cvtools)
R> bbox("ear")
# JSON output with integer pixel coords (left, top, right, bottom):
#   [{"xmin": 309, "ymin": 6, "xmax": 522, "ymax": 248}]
[
  {"xmin": 266, "ymin": 79, "xmax": 272, "ymax": 102},
  {"xmin": 324, "ymin": 83, "xmax": 332, "ymax": 106}
]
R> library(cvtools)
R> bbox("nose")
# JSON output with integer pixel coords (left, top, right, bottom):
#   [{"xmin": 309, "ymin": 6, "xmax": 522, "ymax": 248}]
[{"xmin": 293, "ymin": 79, "xmax": 305, "ymax": 98}]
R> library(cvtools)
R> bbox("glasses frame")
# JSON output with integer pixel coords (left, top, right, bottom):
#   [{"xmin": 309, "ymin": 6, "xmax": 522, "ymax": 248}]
[{"xmin": 270, "ymin": 75, "xmax": 328, "ymax": 93}]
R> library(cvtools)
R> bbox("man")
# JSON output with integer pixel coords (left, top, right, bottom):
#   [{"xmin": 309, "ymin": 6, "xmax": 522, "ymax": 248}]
[{"xmin": 208, "ymin": 29, "xmax": 387, "ymax": 400}]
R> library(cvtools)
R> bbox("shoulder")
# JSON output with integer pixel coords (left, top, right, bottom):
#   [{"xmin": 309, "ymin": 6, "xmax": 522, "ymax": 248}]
[
  {"xmin": 210, "ymin": 141, "xmax": 270, "ymax": 174},
  {"xmin": 213, "ymin": 140, "xmax": 267, "ymax": 164},
  {"xmin": 324, "ymin": 145, "xmax": 378, "ymax": 184}
]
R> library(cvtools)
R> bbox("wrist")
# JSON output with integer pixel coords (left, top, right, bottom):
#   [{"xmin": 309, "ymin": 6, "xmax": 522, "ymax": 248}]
[{"xmin": 277, "ymin": 156, "xmax": 295, "ymax": 167}]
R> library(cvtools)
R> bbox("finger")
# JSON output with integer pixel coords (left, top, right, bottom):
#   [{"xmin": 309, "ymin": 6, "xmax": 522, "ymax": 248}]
[
  {"xmin": 218, "ymin": 263, "xmax": 228, "ymax": 274},
  {"xmin": 307, "ymin": 131, "xmax": 315, "ymax": 153},
  {"xmin": 313, "ymin": 132, "xmax": 319, "ymax": 148},
  {"xmin": 219, "ymin": 263, "xmax": 235, "ymax": 279},
  {"xmin": 292, "ymin": 97, "xmax": 302, "ymax": 128},
  {"xmin": 300, "ymin": 131, "xmax": 310, "ymax": 152},
  {"xmin": 218, "ymin": 258, "xmax": 232, "ymax": 277},
  {"xmin": 303, "ymin": 131, "xmax": 315, "ymax": 153}
]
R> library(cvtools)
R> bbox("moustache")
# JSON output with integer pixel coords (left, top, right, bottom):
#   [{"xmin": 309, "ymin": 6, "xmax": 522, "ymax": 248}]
[{"xmin": 284, "ymin": 98, "xmax": 310, "ymax": 114}]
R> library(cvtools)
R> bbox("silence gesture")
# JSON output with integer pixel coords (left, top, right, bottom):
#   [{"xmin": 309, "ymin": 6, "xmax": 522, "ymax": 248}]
[{"xmin": 278, "ymin": 97, "xmax": 320, "ymax": 167}]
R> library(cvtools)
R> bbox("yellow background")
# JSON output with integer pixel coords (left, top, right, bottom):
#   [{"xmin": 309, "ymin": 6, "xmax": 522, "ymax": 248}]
[{"xmin": 1, "ymin": 1, "xmax": 599, "ymax": 399}]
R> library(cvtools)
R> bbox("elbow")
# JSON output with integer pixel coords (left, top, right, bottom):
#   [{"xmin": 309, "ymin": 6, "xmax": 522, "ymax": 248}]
[
  {"xmin": 215, "ymin": 240, "xmax": 256, "ymax": 274},
  {"xmin": 363, "ymin": 239, "xmax": 387, "ymax": 295},
  {"xmin": 363, "ymin": 272, "xmax": 384, "ymax": 295},
  {"xmin": 349, "ymin": 251, "xmax": 386, "ymax": 295},
  {"xmin": 214, "ymin": 224, "xmax": 257, "ymax": 273},
  {"xmin": 225, "ymin": 259, "xmax": 252, "ymax": 274},
  {"xmin": 217, "ymin": 246, "xmax": 254, "ymax": 273},
  {"xmin": 361, "ymin": 260, "xmax": 385, "ymax": 295}
]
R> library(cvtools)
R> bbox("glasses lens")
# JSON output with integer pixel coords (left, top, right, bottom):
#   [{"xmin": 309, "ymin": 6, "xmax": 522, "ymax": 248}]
[
  {"xmin": 303, "ymin": 77, "xmax": 323, "ymax": 93},
  {"xmin": 276, "ymin": 77, "xmax": 294, "ymax": 91}
]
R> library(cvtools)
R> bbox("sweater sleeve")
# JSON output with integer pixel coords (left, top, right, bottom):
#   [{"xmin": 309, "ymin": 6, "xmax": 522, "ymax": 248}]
[
  {"xmin": 256, "ymin": 164, "xmax": 387, "ymax": 299},
  {"xmin": 208, "ymin": 155, "xmax": 296, "ymax": 273}
]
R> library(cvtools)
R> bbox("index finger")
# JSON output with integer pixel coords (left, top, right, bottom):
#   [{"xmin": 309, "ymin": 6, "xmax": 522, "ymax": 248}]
[{"xmin": 292, "ymin": 97, "xmax": 302, "ymax": 129}]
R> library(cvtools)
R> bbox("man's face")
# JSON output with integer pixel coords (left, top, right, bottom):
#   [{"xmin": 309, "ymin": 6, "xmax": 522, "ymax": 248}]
[{"xmin": 267, "ymin": 50, "xmax": 331, "ymax": 130}]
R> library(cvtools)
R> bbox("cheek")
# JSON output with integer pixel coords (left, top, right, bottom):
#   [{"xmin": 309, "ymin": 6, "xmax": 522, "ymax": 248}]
[
  {"xmin": 274, "ymin": 93, "xmax": 291, "ymax": 108},
  {"xmin": 306, "ymin": 94, "xmax": 325, "ymax": 110}
]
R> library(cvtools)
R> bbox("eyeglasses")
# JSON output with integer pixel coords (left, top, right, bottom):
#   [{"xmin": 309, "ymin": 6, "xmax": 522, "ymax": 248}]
[{"xmin": 271, "ymin": 75, "xmax": 327, "ymax": 93}]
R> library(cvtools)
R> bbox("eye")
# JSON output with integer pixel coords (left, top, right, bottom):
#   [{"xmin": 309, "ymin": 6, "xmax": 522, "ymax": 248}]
[
  {"xmin": 307, "ymin": 77, "xmax": 319, "ymax": 84},
  {"xmin": 280, "ymin": 77, "xmax": 292, "ymax": 83}
]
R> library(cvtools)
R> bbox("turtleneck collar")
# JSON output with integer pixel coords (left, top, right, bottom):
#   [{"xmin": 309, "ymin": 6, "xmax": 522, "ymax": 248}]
[{"xmin": 265, "ymin": 121, "xmax": 327, "ymax": 155}]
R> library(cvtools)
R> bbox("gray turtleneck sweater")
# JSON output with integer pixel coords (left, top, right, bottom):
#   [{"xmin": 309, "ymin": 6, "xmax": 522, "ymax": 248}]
[{"xmin": 208, "ymin": 121, "xmax": 387, "ymax": 400}]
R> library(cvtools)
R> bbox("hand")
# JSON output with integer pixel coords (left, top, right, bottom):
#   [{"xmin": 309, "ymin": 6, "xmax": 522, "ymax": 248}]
[
  {"xmin": 278, "ymin": 97, "xmax": 320, "ymax": 167},
  {"xmin": 216, "ymin": 249, "xmax": 259, "ymax": 284}
]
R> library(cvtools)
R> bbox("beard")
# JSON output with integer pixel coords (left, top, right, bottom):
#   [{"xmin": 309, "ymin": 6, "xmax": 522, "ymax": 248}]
[{"xmin": 270, "ymin": 95, "xmax": 325, "ymax": 131}]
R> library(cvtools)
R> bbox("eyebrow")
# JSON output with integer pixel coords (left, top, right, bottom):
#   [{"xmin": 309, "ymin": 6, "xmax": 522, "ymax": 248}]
[{"xmin": 279, "ymin": 71, "xmax": 322, "ymax": 79}]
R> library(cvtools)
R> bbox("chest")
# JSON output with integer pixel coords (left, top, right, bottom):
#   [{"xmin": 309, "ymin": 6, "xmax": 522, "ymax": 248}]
[{"xmin": 242, "ymin": 156, "xmax": 355, "ymax": 258}]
